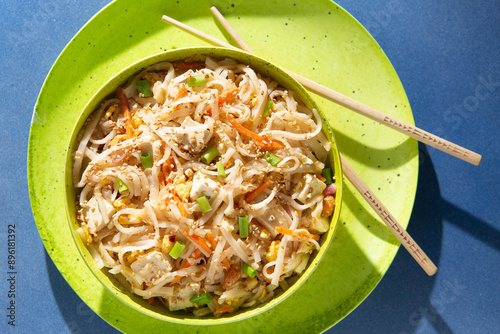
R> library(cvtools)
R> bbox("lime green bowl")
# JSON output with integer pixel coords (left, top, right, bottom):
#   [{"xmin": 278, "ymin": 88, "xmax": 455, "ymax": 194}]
[{"xmin": 64, "ymin": 46, "xmax": 343, "ymax": 325}]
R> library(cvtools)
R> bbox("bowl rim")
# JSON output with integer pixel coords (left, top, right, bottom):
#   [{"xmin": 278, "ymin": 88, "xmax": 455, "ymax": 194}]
[{"xmin": 64, "ymin": 46, "xmax": 343, "ymax": 325}]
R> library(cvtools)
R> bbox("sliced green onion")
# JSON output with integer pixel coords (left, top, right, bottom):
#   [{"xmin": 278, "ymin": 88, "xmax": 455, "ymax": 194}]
[
  {"xmin": 197, "ymin": 196, "xmax": 212, "ymax": 213},
  {"xmin": 187, "ymin": 76, "xmax": 206, "ymax": 87},
  {"xmin": 115, "ymin": 177, "xmax": 129, "ymax": 193},
  {"xmin": 239, "ymin": 215, "xmax": 249, "ymax": 238},
  {"xmin": 263, "ymin": 152, "xmax": 281, "ymax": 167},
  {"xmin": 241, "ymin": 262, "xmax": 257, "ymax": 278},
  {"xmin": 189, "ymin": 292, "xmax": 213, "ymax": 306},
  {"xmin": 136, "ymin": 79, "xmax": 152, "ymax": 97},
  {"xmin": 140, "ymin": 152, "xmax": 153, "ymax": 168},
  {"xmin": 200, "ymin": 146, "xmax": 219, "ymax": 164},
  {"xmin": 169, "ymin": 241, "xmax": 186, "ymax": 259},
  {"xmin": 216, "ymin": 162, "xmax": 226, "ymax": 178},
  {"xmin": 321, "ymin": 168, "xmax": 333, "ymax": 185},
  {"xmin": 263, "ymin": 100, "xmax": 274, "ymax": 117}
]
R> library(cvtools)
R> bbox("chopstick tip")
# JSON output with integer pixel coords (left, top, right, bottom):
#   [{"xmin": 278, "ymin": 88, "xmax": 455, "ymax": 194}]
[
  {"xmin": 474, "ymin": 154, "xmax": 482, "ymax": 166},
  {"xmin": 210, "ymin": 6, "xmax": 221, "ymax": 16}
]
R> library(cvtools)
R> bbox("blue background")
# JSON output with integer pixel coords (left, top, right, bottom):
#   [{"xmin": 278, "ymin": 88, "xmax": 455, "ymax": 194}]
[{"xmin": 1, "ymin": 0, "xmax": 499, "ymax": 333}]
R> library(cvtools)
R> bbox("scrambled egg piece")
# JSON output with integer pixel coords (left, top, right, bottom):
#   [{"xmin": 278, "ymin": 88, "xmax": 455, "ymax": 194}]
[{"xmin": 265, "ymin": 240, "xmax": 280, "ymax": 262}]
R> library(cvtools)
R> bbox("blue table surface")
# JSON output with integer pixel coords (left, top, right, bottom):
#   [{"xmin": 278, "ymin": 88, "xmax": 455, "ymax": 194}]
[{"xmin": 1, "ymin": 0, "xmax": 499, "ymax": 333}]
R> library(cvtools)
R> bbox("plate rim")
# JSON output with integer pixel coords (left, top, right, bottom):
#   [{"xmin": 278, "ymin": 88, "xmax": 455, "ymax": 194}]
[{"xmin": 27, "ymin": 0, "xmax": 418, "ymax": 332}]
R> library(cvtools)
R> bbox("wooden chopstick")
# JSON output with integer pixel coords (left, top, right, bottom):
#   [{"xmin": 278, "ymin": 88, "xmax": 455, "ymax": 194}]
[
  {"xmin": 208, "ymin": 6, "xmax": 437, "ymax": 276},
  {"xmin": 340, "ymin": 156, "xmax": 438, "ymax": 275},
  {"xmin": 168, "ymin": 7, "xmax": 437, "ymax": 275},
  {"xmin": 210, "ymin": 6, "xmax": 255, "ymax": 54},
  {"xmin": 162, "ymin": 13, "xmax": 482, "ymax": 166}
]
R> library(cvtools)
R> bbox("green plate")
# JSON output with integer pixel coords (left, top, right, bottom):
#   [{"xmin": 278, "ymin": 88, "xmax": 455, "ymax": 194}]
[{"xmin": 28, "ymin": 0, "xmax": 418, "ymax": 333}]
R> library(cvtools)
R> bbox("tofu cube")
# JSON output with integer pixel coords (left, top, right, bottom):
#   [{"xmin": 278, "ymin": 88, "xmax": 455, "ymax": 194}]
[
  {"xmin": 309, "ymin": 201, "xmax": 330, "ymax": 234},
  {"xmin": 292, "ymin": 174, "xmax": 326, "ymax": 203},
  {"xmin": 189, "ymin": 171, "xmax": 220, "ymax": 201},
  {"xmin": 130, "ymin": 251, "xmax": 173, "ymax": 284},
  {"xmin": 174, "ymin": 117, "xmax": 212, "ymax": 153}
]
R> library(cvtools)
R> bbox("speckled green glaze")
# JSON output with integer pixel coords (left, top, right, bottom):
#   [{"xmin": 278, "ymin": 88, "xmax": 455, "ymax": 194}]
[{"xmin": 28, "ymin": 0, "xmax": 418, "ymax": 333}]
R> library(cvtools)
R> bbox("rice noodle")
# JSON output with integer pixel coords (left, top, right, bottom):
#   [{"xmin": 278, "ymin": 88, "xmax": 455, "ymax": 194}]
[{"xmin": 73, "ymin": 56, "xmax": 337, "ymax": 316}]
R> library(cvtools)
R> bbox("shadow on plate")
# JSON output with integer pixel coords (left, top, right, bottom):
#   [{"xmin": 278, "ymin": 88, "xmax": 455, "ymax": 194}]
[
  {"xmin": 53, "ymin": 0, "xmax": 319, "ymax": 101},
  {"xmin": 45, "ymin": 251, "xmax": 120, "ymax": 334},
  {"xmin": 330, "ymin": 143, "xmax": 487, "ymax": 333},
  {"xmin": 333, "ymin": 129, "xmax": 418, "ymax": 170}
]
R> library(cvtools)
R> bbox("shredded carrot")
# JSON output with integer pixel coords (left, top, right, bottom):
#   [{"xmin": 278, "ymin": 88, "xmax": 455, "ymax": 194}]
[
  {"xmin": 175, "ymin": 86, "xmax": 187, "ymax": 101},
  {"xmin": 245, "ymin": 180, "xmax": 272, "ymax": 203},
  {"xmin": 169, "ymin": 275, "xmax": 181, "ymax": 286},
  {"xmin": 218, "ymin": 88, "xmax": 240, "ymax": 104},
  {"xmin": 173, "ymin": 193, "xmax": 187, "ymax": 218},
  {"xmin": 315, "ymin": 173, "xmax": 326, "ymax": 182},
  {"xmin": 207, "ymin": 108, "xmax": 212, "ymax": 117},
  {"xmin": 169, "ymin": 248, "xmax": 202, "ymax": 286},
  {"xmin": 148, "ymin": 297, "xmax": 155, "ymax": 305},
  {"xmin": 276, "ymin": 226, "xmax": 296, "ymax": 237},
  {"xmin": 181, "ymin": 248, "xmax": 202, "ymax": 270},
  {"xmin": 275, "ymin": 226, "xmax": 320, "ymax": 241},
  {"xmin": 183, "ymin": 230, "xmax": 213, "ymax": 255},
  {"xmin": 117, "ymin": 86, "xmax": 134, "ymax": 139},
  {"xmin": 227, "ymin": 114, "xmax": 284, "ymax": 150},
  {"xmin": 222, "ymin": 258, "xmax": 231, "ymax": 270},
  {"xmin": 192, "ymin": 248, "xmax": 203, "ymax": 258},
  {"xmin": 214, "ymin": 304, "xmax": 233, "ymax": 315},
  {"xmin": 162, "ymin": 157, "xmax": 176, "ymax": 175},
  {"xmin": 206, "ymin": 232, "xmax": 217, "ymax": 250},
  {"xmin": 173, "ymin": 60, "xmax": 206, "ymax": 71}
]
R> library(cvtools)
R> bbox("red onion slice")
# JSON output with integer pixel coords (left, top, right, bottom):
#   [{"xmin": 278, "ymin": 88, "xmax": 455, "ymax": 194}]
[{"xmin": 323, "ymin": 184, "xmax": 337, "ymax": 196}]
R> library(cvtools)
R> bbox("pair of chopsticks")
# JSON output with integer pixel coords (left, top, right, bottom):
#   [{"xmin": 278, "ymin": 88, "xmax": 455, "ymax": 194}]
[
  {"xmin": 163, "ymin": 10, "xmax": 482, "ymax": 167},
  {"xmin": 160, "ymin": 7, "xmax": 475, "ymax": 275}
]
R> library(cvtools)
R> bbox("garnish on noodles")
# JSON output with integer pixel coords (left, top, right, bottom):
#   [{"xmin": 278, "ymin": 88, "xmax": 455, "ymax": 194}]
[{"xmin": 73, "ymin": 57, "xmax": 337, "ymax": 316}]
